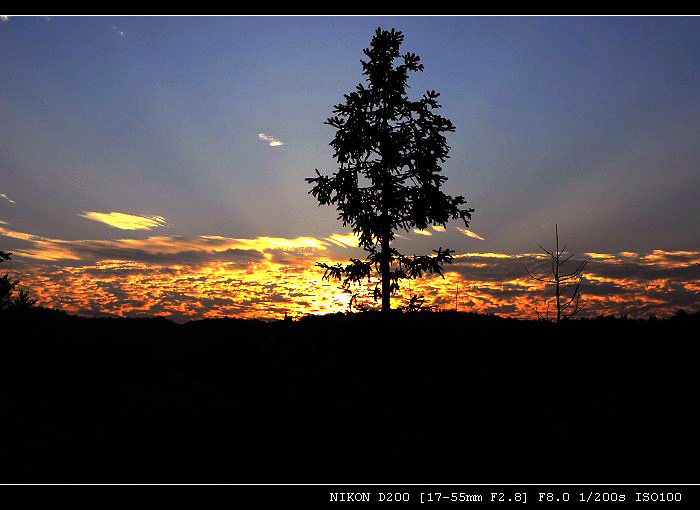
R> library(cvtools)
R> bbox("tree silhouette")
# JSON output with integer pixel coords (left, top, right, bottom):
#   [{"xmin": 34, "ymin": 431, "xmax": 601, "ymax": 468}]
[
  {"xmin": 1, "ymin": 250, "xmax": 36, "ymax": 312},
  {"xmin": 1, "ymin": 250, "xmax": 19, "ymax": 311},
  {"xmin": 523, "ymin": 225, "xmax": 589, "ymax": 322},
  {"xmin": 307, "ymin": 28, "xmax": 473, "ymax": 313}
]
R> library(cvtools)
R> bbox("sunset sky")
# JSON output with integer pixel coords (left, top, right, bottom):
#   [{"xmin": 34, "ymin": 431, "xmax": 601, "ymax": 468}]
[{"xmin": 2, "ymin": 16, "xmax": 699, "ymax": 321}]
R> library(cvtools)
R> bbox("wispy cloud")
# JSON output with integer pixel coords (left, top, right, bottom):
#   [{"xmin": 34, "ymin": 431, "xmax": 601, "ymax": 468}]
[
  {"xmin": 325, "ymin": 232, "xmax": 360, "ymax": 248},
  {"xmin": 80, "ymin": 211, "xmax": 168, "ymax": 231},
  {"xmin": 0, "ymin": 193, "xmax": 16, "ymax": 204},
  {"xmin": 0, "ymin": 223, "xmax": 330, "ymax": 265},
  {"xmin": 258, "ymin": 132, "xmax": 285, "ymax": 148},
  {"xmin": 112, "ymin": 25, "xmax": 125, "ymax": 38},
  {"xmin": 457, "ymin": 227, "xmax": 485, "ymax": 241},
  {"xmin": 414, "ymin": 229, "xmax": 432, "ymax": 236}
]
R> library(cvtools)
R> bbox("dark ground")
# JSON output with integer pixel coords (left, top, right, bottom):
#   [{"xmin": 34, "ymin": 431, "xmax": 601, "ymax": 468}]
[{"xmin": 0, "ymin": 307, "xmax": 698, "ymax": 483}]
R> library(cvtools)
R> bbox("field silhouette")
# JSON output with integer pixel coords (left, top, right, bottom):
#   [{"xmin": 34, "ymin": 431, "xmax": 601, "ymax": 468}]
[{"xmin": 1, "ymin": 307, "xmax": 698, "ymax": 483}]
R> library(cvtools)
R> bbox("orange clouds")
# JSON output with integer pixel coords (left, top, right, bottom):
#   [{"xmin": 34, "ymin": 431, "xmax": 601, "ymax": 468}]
[
  {"xmin": 14, "ymin": 258, "xmax": 351, "ymax": 321},
  {"xmin": 80, "ymin": 211, "xmax": 168, "ymax": 231},
  {"xmin": 1, "ymin": 225, "xmax": 330, "ymax": 265},
  {"xmin": 325, "ymin": 233, "xmax": 361, "ymax": 248},
  {"xmin": 2, "ymin": 223, "xmax": 699, "ymax": 321},
  {"xmin": 457, "ymin": 227, "xmax": 485, "ymax": 241},
  {"xmin": 5, "ymin": 247, "xmax": 698, "ymax": 323}
]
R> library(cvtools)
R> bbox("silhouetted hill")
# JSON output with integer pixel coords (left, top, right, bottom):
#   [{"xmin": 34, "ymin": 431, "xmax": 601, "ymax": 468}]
[{"xmin": 1, "ymin": 308, "xmax": 698, "ymax": 483}]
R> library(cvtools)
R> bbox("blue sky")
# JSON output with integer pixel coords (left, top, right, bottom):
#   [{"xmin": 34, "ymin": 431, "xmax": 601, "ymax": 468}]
[{"xmin": 2, "ymin": 16, "xmax": 700, "ymax": 255}]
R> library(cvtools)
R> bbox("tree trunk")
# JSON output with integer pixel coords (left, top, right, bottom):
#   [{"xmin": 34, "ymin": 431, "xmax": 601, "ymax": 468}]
[
  {"xmin": 380, "ymin": 159, "xmax": 392, "ymax": 313},
  {"xmin": 381, "ymin": 226, "xmax": 391, "ymax": 313},
  {"xmin": 380, "ymin": 103, "xmax": 392, "ymax": 314}
]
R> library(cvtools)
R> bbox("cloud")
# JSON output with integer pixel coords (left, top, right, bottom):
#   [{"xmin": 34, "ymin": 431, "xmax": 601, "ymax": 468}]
[
  {"xmin": 457, "ymin": 227, "xmax": 485, "ymax": 241},
  {"xmin": 258, "ymin": 132, "xmax": 285, "ymax": 148},
  {"xmin": 80, "ymin": 211, "xmax": 168, "ymax": 231},
  {"xmin": 112, "ymin": 25, "xmax": 125, "ymax": 38},
  {"xmin": 3, "ymin": 221, "xmax": 699, "ymax": 321},
  {"xmin": 414, "ymin": 229, "xmax": 432, "ymax": 236},
  {"xmin": 432, "ymin": 225, "xmax": 446, "ymax": 232},
  {"xmin": 0, "ymin": 193, "xmax": 16, "ymax": 204},
  {"xmin": 442, "ymin": 250, "xmax": 700, "ymax": 318},
  {"xmin": 1, "ymin": 224, "xmax": 329, "ymax": 267},
  {"xmin": 325, "ymin": 232, "xmax": 360, "ymax": 248}
]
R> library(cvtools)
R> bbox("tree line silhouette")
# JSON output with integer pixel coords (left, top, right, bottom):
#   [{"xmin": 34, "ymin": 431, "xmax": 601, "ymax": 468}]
[{"xmin": 1, "ymin": 306, "xmax": 699, "ymax": 482}]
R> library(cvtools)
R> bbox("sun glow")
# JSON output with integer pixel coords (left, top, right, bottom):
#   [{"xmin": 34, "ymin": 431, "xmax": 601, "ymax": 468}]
[
  {"xmin": 9, "ymin": 247, "xmax": 699, "ymax": 322},
  {"xmin": 4, "ymin": 225, "xmax": 699, "ymax": 321}
]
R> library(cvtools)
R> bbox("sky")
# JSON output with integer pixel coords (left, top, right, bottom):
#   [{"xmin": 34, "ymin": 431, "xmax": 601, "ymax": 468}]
[{"xmin": 1, "ymin": 16, "xmax": 699, "ymax": 320}]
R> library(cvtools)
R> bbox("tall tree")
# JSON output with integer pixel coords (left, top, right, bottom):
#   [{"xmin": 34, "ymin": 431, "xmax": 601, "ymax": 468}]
[{"xmin": 307, "ymin": 28, "xmax": 473, "ymax": 313}]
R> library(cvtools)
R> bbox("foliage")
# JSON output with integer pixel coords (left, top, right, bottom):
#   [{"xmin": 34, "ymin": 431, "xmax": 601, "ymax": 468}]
[
  {"xmin": 0, "ymin": 250, "xmax": 36, "ymax": 312},
  {"xmin": 307, "ymin": 28, "xmax": 473, "ymax": 312}
]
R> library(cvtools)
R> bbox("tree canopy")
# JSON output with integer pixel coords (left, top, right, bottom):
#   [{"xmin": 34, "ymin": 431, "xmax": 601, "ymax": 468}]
[{"xmin": 307, "ymin": 28, "xmax": 473, "ymax": 312}]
